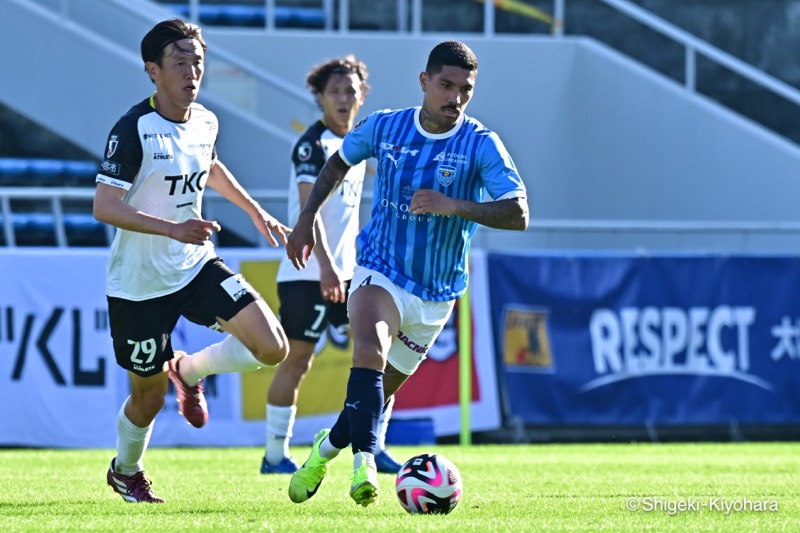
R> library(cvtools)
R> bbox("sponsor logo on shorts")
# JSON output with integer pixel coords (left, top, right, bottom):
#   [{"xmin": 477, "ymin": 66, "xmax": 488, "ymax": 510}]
[
  {"xmin": 221, "ymin": 274, "xmax": 253, "ymax": 302},
  {"xmin": 398, "ymin": 330, "xmax": 429, "ymax": 355}
]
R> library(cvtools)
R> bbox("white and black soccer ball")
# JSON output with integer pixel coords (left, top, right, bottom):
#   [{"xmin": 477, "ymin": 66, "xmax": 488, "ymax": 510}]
[{"xmin": 395, "ymin": 453, "xmax": 463, "ymax": 514}]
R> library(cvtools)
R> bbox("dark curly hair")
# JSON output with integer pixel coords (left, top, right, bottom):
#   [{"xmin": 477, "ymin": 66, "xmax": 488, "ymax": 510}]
[
  {"xmin": 306, "ymin": 55, "xmax": 370, "ymax": 101},
  {"xmin": 426, "ymin": 41, "xmax": 478, "ymax": 75}
]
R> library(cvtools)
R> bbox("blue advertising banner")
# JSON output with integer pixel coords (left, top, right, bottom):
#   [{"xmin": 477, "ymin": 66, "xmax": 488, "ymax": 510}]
[{"xmin": 488, "ymin": 253, "xmax": 800, "ymax": 426}]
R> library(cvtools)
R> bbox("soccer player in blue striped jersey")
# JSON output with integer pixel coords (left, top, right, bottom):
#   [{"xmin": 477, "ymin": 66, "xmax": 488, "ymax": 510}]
[{"xmin": 286, "ymin": 40, "xmax": 528, "ymax": 507}]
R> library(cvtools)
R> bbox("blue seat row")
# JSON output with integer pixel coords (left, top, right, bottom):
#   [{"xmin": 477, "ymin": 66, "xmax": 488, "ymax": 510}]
[
  {"xmin": 162, "ymin": 3, "xmax": 326, "ymax": 28},
  {"xmin": 0, "ymin": 212, "xmax": 109, "ymax": 247},
  {"xmin": 0, "ymin": 158, "xmax": 98, "ymax": 187}
]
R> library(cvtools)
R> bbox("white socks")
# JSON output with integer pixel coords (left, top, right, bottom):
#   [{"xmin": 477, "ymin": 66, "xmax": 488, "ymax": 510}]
[
  {"xmin": 180, "ymin": 335, "xmax": 262, "ymax": 385},
  {"xmin": 354, "ymin": 451, "xmax": 376, "ymax": 470},
  {"xmin": 376, "ymin": 395, "xmax": 395, "ymax": 452},
  {"xmin": 114, "ymin": 397, "xmax": 153, "ymax": 476},
  {"xmin": 319, "ymin": 434, "xmax": 343, "ymax": 460},
  {"xmin": 265, "ymin": 404, "xmax": 296, "ymax": 463}
]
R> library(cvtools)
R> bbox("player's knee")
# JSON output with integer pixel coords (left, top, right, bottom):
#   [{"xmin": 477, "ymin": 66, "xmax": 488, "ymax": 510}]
[
  {"xmin": 352, "ymin": 341, "xmax": 386, "ymax": 369},
  {"xmin": 287, "ymin": 355, "xmax": 314, "ymax": 382},
  {"xmin": 251, "ymin": 335, "xmax": 289, "ymax": 367}
]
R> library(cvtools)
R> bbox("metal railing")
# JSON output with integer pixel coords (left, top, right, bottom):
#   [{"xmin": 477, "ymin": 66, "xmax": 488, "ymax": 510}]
[
  {"xmin": 5, "ymin": 186, "xmax": 800, "ymax": 251},
  {"xmin": 561, "ymin": 0, "xmax": 800, "ymax": 109}
]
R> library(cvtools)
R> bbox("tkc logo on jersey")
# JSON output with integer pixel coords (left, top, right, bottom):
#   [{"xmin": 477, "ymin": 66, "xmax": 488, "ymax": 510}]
[{"xmin": 164, "ymin": 170, "xmax": 208, "ymax": 195}]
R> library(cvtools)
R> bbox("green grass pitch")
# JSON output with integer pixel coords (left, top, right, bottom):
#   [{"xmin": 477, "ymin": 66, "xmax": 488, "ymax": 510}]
[{"xmin": 1, "ymin": 442, "xmax": 798, "ymax": 531}]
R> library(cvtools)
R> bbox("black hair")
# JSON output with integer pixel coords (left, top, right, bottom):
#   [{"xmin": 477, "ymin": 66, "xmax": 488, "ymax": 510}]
[
  {"xmin": 141, "ymin": 18, "xmax": 206, "ymax": 68},
  {"xmin": 306, "ymin": 55, "xmax": 370, "ymax": 98},
  {"xmin": 425, "ymin": 41, "xmax": 478, "ymax": 75}
]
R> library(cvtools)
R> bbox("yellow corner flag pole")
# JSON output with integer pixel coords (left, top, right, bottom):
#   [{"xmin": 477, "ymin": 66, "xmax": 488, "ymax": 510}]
[{"xmin": 459, "ymin": 282, "xmax": 472, "ymax": 446}]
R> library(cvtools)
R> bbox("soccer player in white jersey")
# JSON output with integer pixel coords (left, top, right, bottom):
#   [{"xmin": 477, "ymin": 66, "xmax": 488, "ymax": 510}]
[
  {"xmin": 261, "ymin": 57, "xmax": 402, "ymax": 476},
  {"xmin": 94, "ymin": 19, "xmax": 290, "ymax": 503},
  {"xmin": 285, "ymin": 41, "xmax": 529, "ymax": 507}
]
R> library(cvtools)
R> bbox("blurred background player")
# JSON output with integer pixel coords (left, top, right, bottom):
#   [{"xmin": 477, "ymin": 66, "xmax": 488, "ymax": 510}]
[
  {"xmin": 95, "ymin": 19, "xmax": 290, "ymax": 503},
  {"xmin": 261, "ymin": 56, "xmax": 402, "ymax": 475},
  {"xmin": 285, "ymin": 40, "xmax": 528, "ymax": 507}
]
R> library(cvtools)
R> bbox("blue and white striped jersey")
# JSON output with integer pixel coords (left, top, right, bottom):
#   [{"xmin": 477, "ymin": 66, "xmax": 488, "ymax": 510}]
[{"xmin": 339, "ymin": 107, "xmax": 526, "ymax": 301}]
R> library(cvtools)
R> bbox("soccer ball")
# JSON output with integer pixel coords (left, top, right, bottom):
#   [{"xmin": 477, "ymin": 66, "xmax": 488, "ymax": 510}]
[{"xmin": 395, "ymin": 453, "xmax": 463, "ymax": 514}]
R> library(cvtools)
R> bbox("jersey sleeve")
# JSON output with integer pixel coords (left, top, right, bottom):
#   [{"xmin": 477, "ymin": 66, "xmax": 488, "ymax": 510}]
[
  {"xmin": 292, "ymin": 138, "xmax": 326, "ymax": 183},
  {"xmin": 339, "ymin": 111, "xmax": 381, "ymax": 167},
  {"xmin": 478, "ymin": 132, "xmax": 527, "ymax": 200},
  {"xmin": 96, "ymin": 114, "xmax": 142, "ymax": 190}
]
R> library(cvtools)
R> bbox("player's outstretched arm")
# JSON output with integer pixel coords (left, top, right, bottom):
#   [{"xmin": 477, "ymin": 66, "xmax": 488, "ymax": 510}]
[
  {"xmin": 207, "ymin": 160, "xmax": 290, "ymax": 247},
  {"xmin": 410, "ymin": 190, "xmax": 529, "ymax": 231},
  {"xmin": 93, "ymin": 182, "xmax": 220, "ymax": 244}
]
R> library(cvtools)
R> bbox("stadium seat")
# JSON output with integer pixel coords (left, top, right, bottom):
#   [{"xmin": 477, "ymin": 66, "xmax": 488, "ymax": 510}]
[
  {"xmin": 64, "ymin": 213, "xmax": 108, "ymax": 247},
  {"xmin": 62, "ymin": 160, "xmax": 98, "ymax": 187},
  {"xmin": 0, "ymin": 212, "xmax": 109, "ymax": 247},
  {"xmin": 161, "ymin": 3, "xmax": 325, "ymax": 29},
  {"xmin": 9, "ymin": 212, "xmax": 57, "ymax": 246},
  {"xmin": 0, "ymin": 158, "xmax": 98, "ymax": 187}
]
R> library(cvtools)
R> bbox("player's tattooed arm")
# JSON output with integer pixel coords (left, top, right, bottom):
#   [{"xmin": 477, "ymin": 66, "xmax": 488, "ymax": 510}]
[
  {"xmin": 287, "ymin": 151, "xmax": 351, "ymax": 270},
  {"xmin": 299, "ymin": 151, "xmax": 351, "ymax": 217},
  {"xmin": 410, "ymin": 190, "xmax": 529, "ymax": 231}
]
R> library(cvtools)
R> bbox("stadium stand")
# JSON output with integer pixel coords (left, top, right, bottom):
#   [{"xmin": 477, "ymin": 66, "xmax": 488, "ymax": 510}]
[
  {"xmin": 0, "ymin": 157, "xmax": 107, "ymax": 247},
  {"xmin": 161, "ymin": 3, "xmax": 326, "ymax": 29},
  {"xmin": 0, "ymin": 158, "xmax": 97, "ymax": 188}
]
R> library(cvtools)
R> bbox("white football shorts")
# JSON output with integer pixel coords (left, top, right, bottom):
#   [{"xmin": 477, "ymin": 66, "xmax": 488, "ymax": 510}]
[{"xmin": 349, "ymin": 265, "xmax": 455, "ymax": 375}]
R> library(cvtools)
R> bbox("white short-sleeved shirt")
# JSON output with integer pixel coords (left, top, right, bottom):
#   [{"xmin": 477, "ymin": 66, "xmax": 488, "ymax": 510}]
[
  {"xmin": 276, "ymin": 120, "xmax": 366, "ymax": 283},
  {"xmin": 96, "ymin": 96, "xmax": 218, "ymax": 301}
]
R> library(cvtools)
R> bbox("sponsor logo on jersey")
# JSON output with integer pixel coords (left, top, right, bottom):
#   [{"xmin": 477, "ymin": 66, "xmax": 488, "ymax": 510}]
[
  {"xmin": 143, "ymin": 132, "xmax": 173, "ymax": 140},
  {"xmin": 296, "ymin": 163, "xmax": 317, "ymax": 175},
  {"xmin": 503, "ymin": 307, "xmax": 554, "ymax": 371},
  {"xmin": 298, "ymin": 142, "xmax": 312, "ymax": 161},
  {"xmin": 380, "ymin": 143, "xmax": 419, "ymax": 170},
  {"xmin": 379, "ymin": 143, "xmax": 420, "ymax": 157},
  {"xmin": 437, "ymin": 165, "xmax": 457, "ymax": 186},
  {"xmin": 106, "ymin": 135, "xmax": 118, "ymax": 158},
  {"xmin": 433, "ymin": 151, "xmax": 469, "ymax": 165},
  {"xmin": 100, "ymin": 160, "xmax": 120, "ymax": 176},
  {"xmin": 164, "ymin": 170, "xmax": 207, "ymax": 195},
  {"xmin": 153, "ymin": 153, "xmax": 173, "ymax": 160},
  {"xmin": 353, "ymin": 118, "xmax": 366, "ymax": 131},
  {"xmin": 379, "ymin": 197, "xmax": 448, "ymax": 222}
]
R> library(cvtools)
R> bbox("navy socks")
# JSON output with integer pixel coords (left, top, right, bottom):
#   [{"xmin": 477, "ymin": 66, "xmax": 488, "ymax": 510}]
[{"xmin": 328, "ymin": 367, "xmax": 383, "ymax": 454}]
